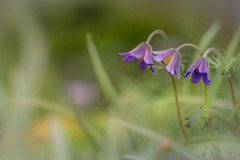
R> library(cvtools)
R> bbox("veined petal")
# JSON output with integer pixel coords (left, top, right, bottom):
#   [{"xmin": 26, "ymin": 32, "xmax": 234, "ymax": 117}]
[
  {"xmin": 175, "ymin": 52, "xmax": 181, "ymax": 79},
  {"xmin": 152, "ymin": 49, "xmax": 176, "ymax": 61},
  {"xmin": 166, "ymin": 52, "xmax": 178, "ymax": 76},
  {"xmin": 129, "ymin": 42, "xmax": 148, "ymax": 59},
  {"xmin": 129, "ymin": 42, "xmax": 147, "ymax": 53},
  {"xmin": 198, "ymin": 57, "xmax": 208, "ymax": 73},
  {"xmin": 144, "ymin": 46, "xmax": 154, "ymax": 65},
  {"xmin": 187, "ymin": 57, "xmax": 204, "ymax": 73},
  {"xmin": 191, "ymin": 70, "xmax": 201, "ymax": 83},
  {"xmin": 138, "ymin": 59, "xmax": 146, "ymax": 71},
  {"xmin": 202, "ymin": 73, "xmax": 210, "ymax": 85},
  {"xmin": 122, "ymin": 55, "xmax": 136, "ymax": 62}
]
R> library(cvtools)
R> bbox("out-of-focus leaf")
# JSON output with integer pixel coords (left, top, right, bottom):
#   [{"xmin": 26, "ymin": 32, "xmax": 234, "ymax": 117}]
[
  {"xmin": 190, "ymin": 21, "xmax": 221, "ymax": 63},
  {"xmin": 115, "ymin": 119, "xmax": 202, "ymax": 160},
  {"xmin": 87, "ymin": 34, "xmax": 119, "ymax": 107},
  {"xmin": 47, "ymin": 116, "xmax": 72, "ymax": 160},
  {"xmin": 185, "ymin": 115, "xmax": 200, "ymax": 129}
]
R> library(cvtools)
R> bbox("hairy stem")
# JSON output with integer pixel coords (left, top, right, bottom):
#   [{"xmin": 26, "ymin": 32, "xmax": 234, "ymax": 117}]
[
  {"xmin": 176, "ymin": 43, "xmax": 204, "ymax": 56},
  {"xmin": 146, "ymin": 30, "xmax": 170, "ymax": 48},
  {"xmin": 205, "ymin": 84, "xmax": 208, "ymax": 117},
  {"xmin": 227, "ymin": 73, "xmax": 239, "ymax": 127},
  {"xmin": 204, "ymin": 48, "xmax": 238, "ymax": 127},
  {"xmin": 171, "ymin": 76, "xmax": 189, "ymax": 140}
]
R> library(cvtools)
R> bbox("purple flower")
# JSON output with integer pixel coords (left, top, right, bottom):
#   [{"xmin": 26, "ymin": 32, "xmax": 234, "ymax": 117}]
[
  {"xmin": 118, "ymin": 42, "xmax": 155, "ymax": 72},
  {"xmin": 152, "ymin": 49, "xmax": 181, "ymax": 79},
  {"xmin": 184, "ymin": 57, "xmax": 211, "ymax": 85}
]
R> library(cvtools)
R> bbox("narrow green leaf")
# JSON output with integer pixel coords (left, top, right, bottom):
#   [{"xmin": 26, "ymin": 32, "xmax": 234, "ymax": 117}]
[
  {"xmin": 86, "ymin": 34, "xmax": 119, "ymax": 107},
  {"xmin": 115, "ymin": 119, "xmax": 202, "ymax": 160},
  {"xmin": 191, "ymin": 21, "xmax": 221, "ymax": 63}
]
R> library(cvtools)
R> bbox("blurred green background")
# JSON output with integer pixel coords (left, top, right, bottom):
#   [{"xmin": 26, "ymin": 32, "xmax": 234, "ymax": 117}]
[{"xmin": 0, "ymin": 0, "xmax": 240, "ymax": 159}]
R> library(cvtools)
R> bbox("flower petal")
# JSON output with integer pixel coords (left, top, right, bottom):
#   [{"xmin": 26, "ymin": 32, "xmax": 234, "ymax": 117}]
[
  {"xmin": 152, "ymin": 49, "xmax": 175, "ymax": 61},
  {"xmin": 187, "ymin": 57, "xmax": 204, "ymax": 73},
  {"xmin": 129, "ymin": 42, "xmax": 148, "ymax": 59},
  {"xmin": 202, "ymin": 73, "xmax": 210, "ymax": 85},
  {"xmin": 122, "ymin": 55, "xmax": 136, "ymax": 62},
  {"xmin": 191, "ymin": 70, "xmax": 201, "ymax": 83},
  {"xmin": 174, "ymin": 52, "xmax": 181, "ymax": 79},
  {"xmin": 144, "ymin": 46, "xmax": 154, "ymax": 65},
  {"xmin": 150, "ymin": 65, "xmax": 155, "ymax": 72},
  {"xmin": 198, "ymin": 57, "xmax": 208, "ymax": 73},
  {"xmin": 138, "ymin": 59, "xmax": 146, "ymax": 71},
  {"xmin": 118, "ymin": 53, "xmax": 130, "ymax": 56},
  {"xmin": 166, "ymin": 52, "xmax": 178, "ymax": 76},
  {"xmin": 184, "ymin": 71, "xmax": 191, "ymax": 78}
]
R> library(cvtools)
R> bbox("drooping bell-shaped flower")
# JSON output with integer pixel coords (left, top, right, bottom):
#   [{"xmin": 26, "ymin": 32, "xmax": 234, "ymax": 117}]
[
  {"xmin": 153, "ymin": 49, "xmax": 181, "ymax": 79},
  {"xmin": 118, "ymin": 42, "xmax": 155, "ymax": 72},
  {"xmin": 184, "ymin": 57, "xmax": 211, "ymax": 85}
]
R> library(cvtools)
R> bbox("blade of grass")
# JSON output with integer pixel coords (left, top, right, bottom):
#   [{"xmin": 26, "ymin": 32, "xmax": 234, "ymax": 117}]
[
  {"xmin": 115, "ymin": 119, "xmax": 202, "ymax": 160},
  {"xmin": 47, "ymin": 116, "xmax": 72, "ymax": 160},
  {"xmin": 191, "ymin": 21, "xmax": 221, "ymax": 63},
  {"xmin": 87, "ymin": 34, "xmax": 119, "ymax": 107}
]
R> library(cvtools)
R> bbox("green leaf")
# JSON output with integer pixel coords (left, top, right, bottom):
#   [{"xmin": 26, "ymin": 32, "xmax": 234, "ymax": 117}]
[
  {"xmin": 185, "ymin": 115, "xmax": 200, "ymax": 129},
  {"xmin": 86, "ymin": 34, "xmax": 119, "ymax": 107}
]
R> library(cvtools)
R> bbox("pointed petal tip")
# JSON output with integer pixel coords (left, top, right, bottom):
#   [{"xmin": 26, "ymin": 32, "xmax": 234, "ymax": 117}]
[
  {"xmin": 150, "ymin": 65, "xmax": 155, "ymax": 72},
  {"xmin": 183, "ymin": 72, "xmax": 191, "ymax": 78},
  {"xmin": 118, "ymin": 53, "xmax": 130, "ymax": 56}
]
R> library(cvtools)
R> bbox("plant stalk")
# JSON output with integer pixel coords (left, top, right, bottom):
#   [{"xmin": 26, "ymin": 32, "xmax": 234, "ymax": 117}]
[
  {"xmin": 171, "ymin": 76, "xmax": 189, "ymax": 140},
  {"xmin": 226, "ymin": 73, "xmax": 239, "ymax": 127},
  {"xmin": 203, "ymin": 48, "xmax": 239, "ymax": 128},
  {"xmin": 146, "ymin": 30, "xmax": 170, "ymax": 48}
]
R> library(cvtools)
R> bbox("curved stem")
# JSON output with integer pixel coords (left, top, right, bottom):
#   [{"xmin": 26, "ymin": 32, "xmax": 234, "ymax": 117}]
[
  {"xmin": 203, "ymin": 48, "xmax": 238, "ymax": 127},
  {"xmin": 171, "ymin": 76, "xmax": 189, "ymax": 140},
  {"xmin": 226, "ymin": 73, "xmax": 239, "ymax": 127},
  {"xmin": 146, "ymin": 30, "xmax": 170, "ymax": 48},
  {"xmin": 205, "ymin": 84, "xmax": 209, "ymax": 117},
  {"xmin": 203, "ymin": 48, "xmax": 226, "ymax": 67},
  {"xmin": 176, "ymin": 43, "xmax": 204, "ymax": 56}
]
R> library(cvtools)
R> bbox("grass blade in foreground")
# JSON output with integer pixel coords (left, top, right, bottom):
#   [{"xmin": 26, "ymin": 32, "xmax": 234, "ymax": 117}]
[
  {"xmin": 115, "ymin": 119, "xmax": 202, "ymax": 160},
  {"xmin": 191, "ymin": 20, "xmax": 221, "ymax": 63},
  {"xmin": 87, "ymin": 34, "xmax": 119, "ymax": 107}
]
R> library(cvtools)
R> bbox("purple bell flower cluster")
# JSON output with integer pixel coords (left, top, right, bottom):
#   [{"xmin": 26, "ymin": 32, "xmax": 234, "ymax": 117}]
[{"xmin": 118, "ymin": 30, "xmax": 211, "ymax": 85}]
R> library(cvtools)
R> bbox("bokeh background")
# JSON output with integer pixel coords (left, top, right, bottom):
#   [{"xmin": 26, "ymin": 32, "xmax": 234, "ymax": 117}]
[{"xmin": 0, "ymin": 0, "xmax": 240, "ymax": 159}]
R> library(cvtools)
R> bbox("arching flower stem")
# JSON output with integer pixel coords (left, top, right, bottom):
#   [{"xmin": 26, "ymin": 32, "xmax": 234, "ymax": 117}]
[
  {"xmin": 176, "ymin": 43, "xmax": 204, "ymax": 56},
  {"xmin": 204, "ymin": 48, "xmax": 238, "ymax": 128},
  {"xmin": 149, "ymin": 31, "xmax": 189, "ymax": 140},
  {"xmin": 177, "ymin": 44, "xmax": 214, "ymax": 134},
  {"xmin": 146, "ymin": 30, "xmax": 170, "ymax": 48},
  {"xmin": 171, "ymin": 76, "xmax": 189, "ymax": 140}
]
